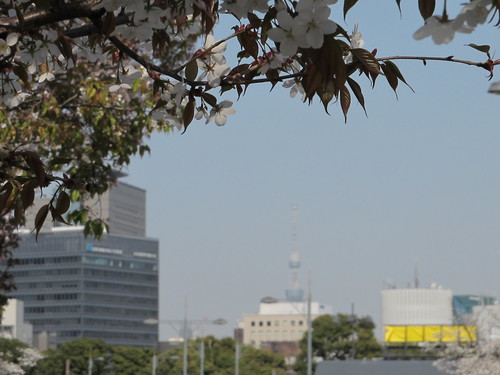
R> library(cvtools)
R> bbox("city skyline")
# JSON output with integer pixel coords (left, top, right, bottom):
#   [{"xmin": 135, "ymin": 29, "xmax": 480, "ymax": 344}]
[{"xmin": 123, "ymin": 1, "xmax": 500, "ymax": 341}]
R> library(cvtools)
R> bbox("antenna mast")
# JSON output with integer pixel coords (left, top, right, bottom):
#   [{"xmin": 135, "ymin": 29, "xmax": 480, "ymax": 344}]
[{"xmin": 286, "ymin": 205, "xmax": 304, "ymax": 302}]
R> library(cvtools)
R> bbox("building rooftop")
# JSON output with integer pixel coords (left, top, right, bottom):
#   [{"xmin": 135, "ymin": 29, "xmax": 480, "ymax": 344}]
[{"xmin": 315, "ymin": 360, "xmax": 449, "ymax": 375}]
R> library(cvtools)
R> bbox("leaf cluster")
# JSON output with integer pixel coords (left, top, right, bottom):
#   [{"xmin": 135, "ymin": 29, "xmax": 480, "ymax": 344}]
[{"xmin": 294, "ymin": 314, "xmax": 382, "ymax": 374}]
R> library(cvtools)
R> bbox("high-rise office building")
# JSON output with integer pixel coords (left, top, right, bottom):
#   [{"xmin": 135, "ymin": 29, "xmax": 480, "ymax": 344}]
[{"xmin": 11, "ymin": 181, "xmax": 158, "ymax": 347}]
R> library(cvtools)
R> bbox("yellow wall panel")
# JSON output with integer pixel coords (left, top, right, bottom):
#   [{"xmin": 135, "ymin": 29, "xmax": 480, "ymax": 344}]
[{"xmin": 384, "ymin": 325, "xmax": 476, "ymax": 343}]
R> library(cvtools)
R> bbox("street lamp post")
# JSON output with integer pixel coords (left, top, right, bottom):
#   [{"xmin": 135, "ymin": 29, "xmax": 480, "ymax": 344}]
[{"xmin": 144, "ymin": 315, "xmax": 226, "ymax": 375}]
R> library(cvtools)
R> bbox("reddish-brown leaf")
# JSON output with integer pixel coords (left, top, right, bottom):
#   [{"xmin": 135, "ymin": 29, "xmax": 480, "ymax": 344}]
[
  {"xmin": 340, "ymin": 85, "xmax": 351, "ymax": 123},
  {"xmin": 418, "ymin": 0, "xmax": 435, "ymax": 20},
  {"xmin": 343, "ymin": 0, "xmax": 360, "ymax": 19}
]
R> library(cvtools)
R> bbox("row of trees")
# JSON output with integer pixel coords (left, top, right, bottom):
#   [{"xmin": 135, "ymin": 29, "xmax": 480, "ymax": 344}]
[
  {"xmin": 3, "ymin": 313, "xmax": 499, "ymax": 375},
  {"xmin": 0, "ymin": 313, "xmax": 381, "ymax": 375},
  {"xmin": 0, "ymin": 336, "xmax": 287, "ymax": 375}
]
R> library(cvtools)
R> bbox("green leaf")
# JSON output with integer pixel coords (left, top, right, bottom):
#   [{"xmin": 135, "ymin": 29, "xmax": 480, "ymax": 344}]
[
  {"xmin": 418, "ymin": 0, "xmax": 435, "ymax": 20},
  {"xmin": 185, "ymin": 60, "xmax": 198, "ymax": 82},
  {"xmin": 49, "ymin": 157, "xmax": 72, "ymax": 167},
  {"xmin": 343, "ymin": 0, "xmax": 359, "ymax": 19},
  {"xmin": 467, "ymin": 43, "xmax": 491, "ymax": 57}
]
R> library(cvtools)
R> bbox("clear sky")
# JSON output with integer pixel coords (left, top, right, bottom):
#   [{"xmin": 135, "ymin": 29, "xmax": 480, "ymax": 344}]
[{"xmin": 124, "ymin": 1, "xmax": 500, "ymax": 340}]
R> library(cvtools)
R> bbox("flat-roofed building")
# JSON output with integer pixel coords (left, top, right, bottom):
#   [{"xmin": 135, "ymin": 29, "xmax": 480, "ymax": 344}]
[{"xmin": 12, "ymin": 180, "xmax": 158, "ymax": 348}]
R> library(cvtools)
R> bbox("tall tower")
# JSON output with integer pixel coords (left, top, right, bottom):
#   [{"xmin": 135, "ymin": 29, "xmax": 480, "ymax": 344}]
[{"xmin": 285, "ymin": 205, "xmax": 304, "ymax": 302}]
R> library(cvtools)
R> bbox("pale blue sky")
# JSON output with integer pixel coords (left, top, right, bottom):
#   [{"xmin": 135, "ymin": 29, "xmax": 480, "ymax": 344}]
[{"xmin": 124, "ymin": 1, "xmax": 500, "ymax": 340}]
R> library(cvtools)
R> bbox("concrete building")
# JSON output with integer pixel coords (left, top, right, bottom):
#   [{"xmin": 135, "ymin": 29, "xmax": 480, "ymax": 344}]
[
  {"xmin": 382, "ymin": 287, "xmax": 453, "ymax": 327},
  {"xmin": 241, "ymin": 206, "xmax": 332, "ymax": 359},
  {"xmin": 381, "ymin": 286, "xmax": 476, "ymax": 345},
  {"xmin": 242, "ymin": 297, "xmax": 332, "ymax": 350},
  {"xmin": 0, "ymin": 299, "xmax": 33, "ymax": 345},
  {"xmin": 11, "ymin": 181, "xmax": 158, "ymax": 348},
  {"xmin": 316, "ymin": 360, "xmax": 449, "ymax": 375}
]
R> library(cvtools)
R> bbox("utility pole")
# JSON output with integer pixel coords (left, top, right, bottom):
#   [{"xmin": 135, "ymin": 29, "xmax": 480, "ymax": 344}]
[
  {"xmin": 235, "ymin": 342, "xmax": 240, "ymax": 375},
  {"xmin": 306, "ymin": 274, "xmax": 312, "ymax": 375},
  {"xmin": 199, "ymin": 341, "xmax": 205, "ymax": 375},
  {"xmin": 183, "ymin": 299, "xmax": 188, "ymax": 375}
]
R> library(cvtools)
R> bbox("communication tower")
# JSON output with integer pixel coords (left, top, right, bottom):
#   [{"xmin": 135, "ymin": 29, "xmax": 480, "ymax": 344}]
[{"xmin": 285, "ymin": 205, "xmax": 304, "ymax": 302}]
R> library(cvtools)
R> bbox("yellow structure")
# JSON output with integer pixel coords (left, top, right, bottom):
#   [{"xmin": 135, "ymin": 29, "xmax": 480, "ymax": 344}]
[{"xmin": 384, "ymin": 325, "xmax": 476, "ymax": 343}]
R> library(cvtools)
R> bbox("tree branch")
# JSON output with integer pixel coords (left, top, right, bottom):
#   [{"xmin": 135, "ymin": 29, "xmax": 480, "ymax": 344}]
[
  {"xmin": 0, "ymin": 2, "xmax": 104, "ymax": 32},
  {"xmin": 377, "ymin": 55, "xmax": 484, "ymax": 68}
]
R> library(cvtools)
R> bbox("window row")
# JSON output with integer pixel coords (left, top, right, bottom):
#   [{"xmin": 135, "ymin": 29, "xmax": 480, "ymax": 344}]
[{"xmin": 250, "ymin": 320, "xmax": 304, "ymax": 327}]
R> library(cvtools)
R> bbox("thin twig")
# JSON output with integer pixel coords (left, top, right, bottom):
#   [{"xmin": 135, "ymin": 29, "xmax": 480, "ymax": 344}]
[
  {"xmin": 377, "ymin": 55, "xmax": 483, "ymax": 67},
  {"xmin": 173, "ymin": 29, "xmax": 246, "ymax": 74}
]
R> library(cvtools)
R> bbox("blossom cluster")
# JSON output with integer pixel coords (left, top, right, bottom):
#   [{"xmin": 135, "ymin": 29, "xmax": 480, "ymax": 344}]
[
  {"xmin": 267, "ymin": 0, "xmax": 338, "ymax": 57},
  {"xmin": 414, "ymin": 0, "xmax": 492, "ymax": 44},
  {"xmin": 0, "ymin": 0, "xmax": 496, "ymax": 132}
]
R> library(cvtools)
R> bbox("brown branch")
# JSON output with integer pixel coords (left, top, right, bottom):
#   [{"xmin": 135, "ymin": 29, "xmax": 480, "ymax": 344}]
[
  {"xmin": 0, "ymin": 2, "xmax": 104, "ymax": 32},
  {"xmin": 173, "ymin": 29, "xmax": 246, "ymax": 74},
  {"xmin": 377, "ymin": 55, "xmax": 483, "ymax": 67}
]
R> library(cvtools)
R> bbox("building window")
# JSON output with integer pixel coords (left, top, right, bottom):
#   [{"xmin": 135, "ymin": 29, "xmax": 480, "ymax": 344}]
[
  {"xmin": 259, "ymin": 321, "xmax": 263, "ymax": 327},
  {"xmin": 274, "ymin": 320, "xmax": 279, "ymax": 326},
  {"xmin": 267, "ymin": 321, "xmax": 271, "ymax": 327},
  {"xmin": 298, "ymin": 320, "xmax": 304, "ymax": 326},
  {"xmin": 251, "ymin": 321, "xmax": 255, "ymax": 327},
  {"xmin": 291, "ymin": 320, "xmax": 296, "ymax": 326}
]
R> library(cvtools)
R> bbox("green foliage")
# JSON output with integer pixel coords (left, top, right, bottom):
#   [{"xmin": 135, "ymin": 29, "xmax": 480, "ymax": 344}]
[
  {"xmin": 157, "ymin": 336, "xmax": 286, "ymax": 375},
  {"xmin": 109, "ymin": 346, "xmax": 153, "ymax": 375},
  {"xmin": 294, "ymin": 314, "xmax": 382, "ymax": 374},
  {"xmin": 0, "ymin": 337, "xmax": 29, "ymax": 362},
  {"xmin": 0, "ymin": 217, "xmax": 19, "ymax": 308},
  {"xmin": 34, "ymin": 338, "xmax": 113, "ymax": 375}
]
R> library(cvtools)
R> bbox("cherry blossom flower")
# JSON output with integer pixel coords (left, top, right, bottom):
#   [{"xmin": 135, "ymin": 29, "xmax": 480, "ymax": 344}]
[
  {"xmin": 221, "ymin": 0, "xmax": 269, "ymax": 19},
  {"xmin": 283, "ymin": 78, "xmax": 306, "ymax": 100},
  {"xmin": 345, "ymin": 24, "xmax": 364, "ymax": 63},
  {"xmin": 197, "ymin": 59, "xmax": 230, "ymax": 87},
  {"xmin": 0, "ymin": 33, "xmax": 17, "ymax": 58},
  {"xmin": 454, "ymin": 0, "xmax": 490, "ymax": 29},
  {"xmin": 295, "ymin": 5, "xmax": 337, "ymax": 48},
  {"xmin": 109, "ymin": 83, "xmax": 132, "ymax": 92},
  {"xmin": 268, "ymin": 11, "xmax": 307, "ymax": 57},
  {"xmin": 488, "ymin": 81, "xmax": 500, "ymax": 94},
  {"xmin": 413, "ymin": 16, "xmax": 472, "ymax": 44},
  {"xmin": 200, "ymin": 34, "xmax": 227, "ymax": 65},
  {"xmin": 206, "ymin": 100, "xmax": 236, "ymax": 126}
]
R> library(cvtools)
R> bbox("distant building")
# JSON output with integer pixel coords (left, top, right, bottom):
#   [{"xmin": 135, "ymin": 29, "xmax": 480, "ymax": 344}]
[
  {"xmin": 0, "ymin": 299, "xmax": 33, "ymax": 345},
  {"xmin": 11, "ymin": 181, "xmax": 158, "ymax": 348},
  {"xmin": 241, "ymin": 206, "xmax": 332, "ymax": 360},
  {"xmin": 453, "ymin": 295, "xmax": 496, "ymax": 316},
  {"xmin": 242, "ymin": 297, "xmax": 332, "ymax": 355},
  {"xmin": 316, "ymin": 360, "xmax": 449, "ymax": 375},
  {"xmin": 381, "ymin": 286, "xmax": 476, "ymax": 345}
]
